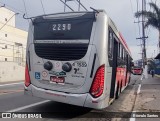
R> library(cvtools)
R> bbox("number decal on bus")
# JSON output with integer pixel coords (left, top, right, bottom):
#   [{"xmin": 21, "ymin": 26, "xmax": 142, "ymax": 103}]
[
  {"xmin": 72, "ymin": 61, "xmax": 87, "ymax": 67},
  {"xmin": 77, "ymin": 62, "xmax": 87, "ymax": 67},
  {"xmin": 52, "ymin": 24, "xmax": 71, "ymax": 31},
  {"xmin": 62, "ymin": 24, "xmax": 66, "ymax": 30},
  {"xmin": 58, "ymin": 24, "xmax": 61, "ymax": 30},
  {"xmin": 53, "ymin": 24, "xmax": 56, "ymax": 31}
]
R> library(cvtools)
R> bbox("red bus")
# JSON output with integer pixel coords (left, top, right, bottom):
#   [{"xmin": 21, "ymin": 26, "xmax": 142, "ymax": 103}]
[{"xmin": 132, "ymin": 67, "xmax": 143, "ymax": 75}]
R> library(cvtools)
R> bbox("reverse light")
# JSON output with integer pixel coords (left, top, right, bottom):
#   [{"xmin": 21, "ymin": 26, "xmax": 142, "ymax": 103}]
[
  {"xmin": 25, "ymin": 63, "xmax": 31, "ymax": 87},
  {"xmin": 90, "ymin": 65, "xmax": 105, "ymax": 98}
]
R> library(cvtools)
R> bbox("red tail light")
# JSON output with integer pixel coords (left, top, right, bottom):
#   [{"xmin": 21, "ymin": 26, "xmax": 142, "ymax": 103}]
[
  {"xmin": 90, "ymin": 65, "xmax": 105, "ymax": 98},
  {"xmin": 25, "ymin": 63, "xmax": 31, "ymax": 87}
]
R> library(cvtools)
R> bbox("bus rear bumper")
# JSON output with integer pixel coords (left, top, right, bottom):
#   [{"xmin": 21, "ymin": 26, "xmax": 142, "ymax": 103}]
[{"xmin": 24, "ymin": 84, "xmax": 107, "ymax": 109}]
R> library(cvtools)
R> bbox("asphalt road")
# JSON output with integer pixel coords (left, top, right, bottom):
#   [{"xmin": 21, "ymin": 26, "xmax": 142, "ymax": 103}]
[{"xmin": 0, "ymin": 75, "xmax": 141, "ymax": 121}]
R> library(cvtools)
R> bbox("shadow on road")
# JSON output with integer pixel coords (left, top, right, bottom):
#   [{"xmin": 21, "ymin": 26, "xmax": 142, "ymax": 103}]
[
  {"xmin": 17, "ymin": 75, "xmax": 141, "ymax": 120},
  {"xmin": 22, "ymin": 101, "xmax": 92, "ymax": 119}
]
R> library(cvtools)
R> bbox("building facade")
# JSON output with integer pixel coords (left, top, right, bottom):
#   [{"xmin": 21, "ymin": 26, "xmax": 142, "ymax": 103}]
[{"xmin": 0, "ymin": 7, "xmax": 27, "ymax": 65}]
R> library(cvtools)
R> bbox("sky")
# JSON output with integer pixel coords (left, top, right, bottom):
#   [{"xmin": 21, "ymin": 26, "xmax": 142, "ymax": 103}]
[{"xmin": 0, "ymin": 0, "xmax": 159, "ymax": 61}]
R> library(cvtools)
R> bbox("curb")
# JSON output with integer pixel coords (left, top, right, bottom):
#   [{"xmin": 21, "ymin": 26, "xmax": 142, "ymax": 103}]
[{"xmin": 155, "ymin": 74, "xmax": 160, "ymax": 78}]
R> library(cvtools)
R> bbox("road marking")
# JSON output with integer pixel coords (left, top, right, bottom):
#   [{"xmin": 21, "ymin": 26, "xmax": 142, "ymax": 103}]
[
  {"xmin": 0, "ymin": 82, "xmax": 23, "ymax": 87},
  {"xmin": 140, "ymin": 74, "xmax": 143, "ymax": 81},
  {"xmin": 137, "ymin": 84, "xmax": 141, "ymax": 94},
  {"xmin": 7, "ymin": 100, "xmax": 50, "ymax": 112}
]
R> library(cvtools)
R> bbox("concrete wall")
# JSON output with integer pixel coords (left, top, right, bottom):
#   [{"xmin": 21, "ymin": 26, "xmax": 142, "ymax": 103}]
[
  {"xmin": 0, "ymin": 62, "xmax": 25, "ymax": 82},
  {"xmin": 0, "ymin": 22, "xmax": 27, "ymax": 62},
  {"xmin": 0, "ymin": 7, "xmax": 15, "ymax": 27},
  {"xmin": 0, "ymin": 7, "xmax": 27, "ymax": 63}
]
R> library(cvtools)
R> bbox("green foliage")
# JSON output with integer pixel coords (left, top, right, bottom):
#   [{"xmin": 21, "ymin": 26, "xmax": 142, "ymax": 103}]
[
  {"xmin": 148, "ymin": 59, "xmax": 156, "ymax": 70},
  {"xmin": 135, "ymin": 2, "xmax": 160, "ymax": 31}
]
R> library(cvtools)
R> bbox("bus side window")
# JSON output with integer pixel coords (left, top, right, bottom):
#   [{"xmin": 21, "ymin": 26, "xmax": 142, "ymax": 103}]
[
  {"xmin": 126, "ymin": 54, "xmax": 129, "ymax": 69},
  {"xmin": 120, "ymin": 45, "xmax": 123, "ymax": 59},
  {"xmin": 122, "ymin": 48, "xmax": 125, "ymax": 60},
  {"xmin": 124, "ymin": 51, "xmax": 127, "ymax": 63},
  {"xmin": 118, "ymin": 43, "xmax": 121, "ymax": 58},
  {"xmin": 128, "ymin": 56, "xmax": 131, "ymax": 71},
  {"xmin": 108, "ymin": 30, "xmax": 113, "ymax": 58},
  {"xmin": 124, "ymin": 51, "xmax": 125, "ymax": 61},
  {"xmin": 129, "ymin": 57, "xmax": 132, "ymax": 72}
]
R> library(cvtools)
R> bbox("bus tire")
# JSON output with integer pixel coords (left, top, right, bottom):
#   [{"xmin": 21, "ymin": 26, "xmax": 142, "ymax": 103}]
[
  {"xmin": 115, "ymin": 83, "xmax": 119, "ymax": 99},
  {"xmin": 128, "ymin": 76, "xmax": 131, "ymax": 84}
]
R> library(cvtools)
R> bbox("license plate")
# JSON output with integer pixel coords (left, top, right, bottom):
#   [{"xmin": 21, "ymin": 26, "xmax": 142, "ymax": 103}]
[{"xmin": 50, "ymin": 76, "xmax": 65, "ymax": 83}]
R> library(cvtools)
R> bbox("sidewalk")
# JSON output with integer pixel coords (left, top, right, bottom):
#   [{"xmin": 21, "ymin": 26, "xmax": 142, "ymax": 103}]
[
  {"xmin": 155, "ymin": 74, "xmax": 160, "ymax": 78},
  {"xmin": 133, "ymin": 75, "xmax": 160, "ymax": 112}
]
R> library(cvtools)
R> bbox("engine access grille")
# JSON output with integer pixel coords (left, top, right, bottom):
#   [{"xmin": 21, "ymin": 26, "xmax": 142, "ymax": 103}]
[{"xmin": 34, "ymin": 43, "xmax": 88, "ymax": 61}]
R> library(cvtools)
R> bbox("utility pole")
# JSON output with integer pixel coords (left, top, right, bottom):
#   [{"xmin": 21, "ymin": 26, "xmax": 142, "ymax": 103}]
[
  {"xmin": 136, "ymin": 0, "xmax": 148, "ymax": 78},
  {"xmin": 142, "ymin": 0, "xmax": 146, "ymax": 67},
  {"xmin": 142, "ymin": 0, "xmax": 148, "ymax": 78}
]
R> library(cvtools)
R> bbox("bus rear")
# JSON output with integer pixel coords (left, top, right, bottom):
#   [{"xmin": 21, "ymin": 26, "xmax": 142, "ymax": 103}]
[
  {"xmin": 24, "ymin": 12, "xmax": 108, "ymax": 109},
  {"xmin": 132, "ymin": 67, "xmax": 143, "ymax": 75}
]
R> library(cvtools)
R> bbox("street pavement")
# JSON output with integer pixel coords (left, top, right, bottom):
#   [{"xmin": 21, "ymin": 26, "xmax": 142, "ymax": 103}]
[
  {"xmin": 0, "ymin": 75, "xmax": 159, "ymax": 121},
  {"xmin": 134, "ymin": 74, "xmax": 160, "ymax": 111},
  {"xmin": 0, "ymin": 75, "xmax": 139, "ymax": 121},
  {"xmin": 132, "ymin": 75, "xmax": 160, "ymax": 121}
]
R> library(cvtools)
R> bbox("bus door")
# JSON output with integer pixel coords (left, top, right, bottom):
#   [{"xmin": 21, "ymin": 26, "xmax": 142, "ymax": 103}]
[{"xmin": 110, "ymin": 38, "xmax": 118, "ymax": 98}]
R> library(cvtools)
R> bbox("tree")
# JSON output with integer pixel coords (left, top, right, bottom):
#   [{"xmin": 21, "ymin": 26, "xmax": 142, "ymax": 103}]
[
  {"xmin": 148, "ymin": 59, "xmax": 156, "ymax": 71},
  {"xmin": 135, "ymin": 2, "xmax": 160, "ymax": 49}
]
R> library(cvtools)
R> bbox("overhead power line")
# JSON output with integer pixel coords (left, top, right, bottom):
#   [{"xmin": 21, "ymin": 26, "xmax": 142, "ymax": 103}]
[
  {"xmin": 61, "ymin": 0, "xmax": 87, "ymax": 12},
  {"xmin": 0, "ymin": 13, "xmax": 19, "ymax": 30},
  {"xmin": 60, "ymin": 0, "xmax": 74, "ymax": 12},
  {"xmin": 22, "ymin": 0, "xmax": 34, "ymax": 36},
  {"xmin": 22, "ymin": 0, "xmax": 29, "ymax": 19},
  {"xmin": 40, "ymin": 0, "xmax": 46, "ymax": 15},
  {"xmin": 75, "ymin": 0, "xmax": 88, "ymax": 11}
]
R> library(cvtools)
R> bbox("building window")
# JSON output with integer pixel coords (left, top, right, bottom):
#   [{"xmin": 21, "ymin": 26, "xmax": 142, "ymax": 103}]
[
  {"xmin": 5, "ymin": 18, "xmax": 7, "ymax": 22},
  {"xmin": 118, "ymin": 43, "xmax": 121, "ymax": 58},
  {"xmin": 5, "ymin": 58, "xmax": 7, "ymax": 61},
  {"xmin": 122, "ymin": 49, "xmax": 125, "ymax": 60},
  {"xmin": 14, "ymin": 42, "xmax": 22, "ymax": 64},
  {"xmin": 5, "ymin": 34, "xmax": 7, "ymax": 37},
  {"xmin": 121, "ymin": 46, "xmax": 123, "ymax": 59},
  {"xmin": 119, "ymin": 44, "xmax": 122, "ymax": 58}
]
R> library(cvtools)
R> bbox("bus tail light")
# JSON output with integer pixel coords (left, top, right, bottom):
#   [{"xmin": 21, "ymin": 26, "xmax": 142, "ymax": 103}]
[
  {"xmin": 90, "ymin": 65, "xmax": 105, "ymax": 98},
  {"xmin": 25, "ymin": 63, "xmax": 31, "ymax": 87}
]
